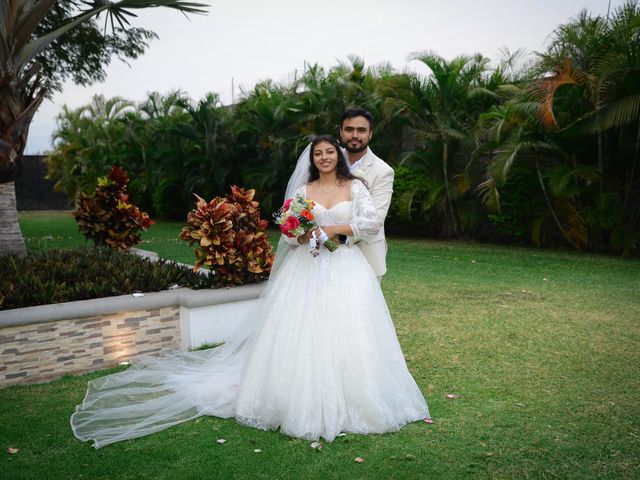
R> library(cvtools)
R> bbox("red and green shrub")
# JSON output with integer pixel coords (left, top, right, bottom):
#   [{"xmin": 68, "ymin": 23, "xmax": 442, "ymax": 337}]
[
  {"xmin": 74, "ymin": 166, "xmax": 153, "ymax": 250},
  {"xmin": 180, "ymin": 186, "xmax": 274, "ymax": 285}
]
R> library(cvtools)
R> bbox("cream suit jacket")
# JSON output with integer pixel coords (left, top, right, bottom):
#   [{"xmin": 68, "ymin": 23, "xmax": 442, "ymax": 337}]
[{"xmin": 347, "ymin": 148, "xmax": 394, "ymax": 277}]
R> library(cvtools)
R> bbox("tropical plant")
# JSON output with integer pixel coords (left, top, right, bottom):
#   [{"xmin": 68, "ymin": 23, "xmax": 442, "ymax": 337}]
[
  {"xmin": 0, "ymin": 0, "xmax": 207, "ymax": 257},
  {"xmin": 393, "ymin": 51, "xmax": 497, "ymax": 236},
  {"xmin": 0, "ymin": 246, "xmax": 215, "ymax": 310},
  {"xmin": 476, "ymin": 1, "xmax": 640, "ymax": 253},
  {"xmin": 74, "ymin": 166, "xmax": 153, "ymax": 250},
  {"xmin": 47, "ymin": 94, "xmax": 134, "ymax": 200},
  {"xmin": 180, "ymin": 186, "xmax": 274, "ymax": 285}
]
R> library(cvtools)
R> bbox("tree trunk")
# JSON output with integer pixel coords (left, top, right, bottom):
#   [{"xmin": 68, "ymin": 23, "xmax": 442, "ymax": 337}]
[
  {"xmin": 0, "ymin": 182, "xmax": 27, "ymax": 257},
  {"xmin": 441, "ymin": 140, "xmax": 460, "ymax": 237},
  {"xmin": 535, "ymin": 157, "xmax": 579, "ymax": 250},
  {"xmin": 622, "ymin": 120, "xmax": 640, "ymax": 217},
  {"xmin": 597, "ymin": 131, "xmax": 604, "ymax": 192}
]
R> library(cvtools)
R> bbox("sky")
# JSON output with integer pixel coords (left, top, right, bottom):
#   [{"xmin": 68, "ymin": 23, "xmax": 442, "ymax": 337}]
[{"xmin": 26, "ymin": 0, "xmax": 627, "ymax": 153}]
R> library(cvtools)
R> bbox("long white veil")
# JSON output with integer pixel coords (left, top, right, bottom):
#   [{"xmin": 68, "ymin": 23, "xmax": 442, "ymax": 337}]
[
  {"xmin": 270, "ymin": 142, "xmax": 311, "ymax": 275},
  {"xmin": 71, "ymin": 143, "xmax": 313, "ymax": 448}
]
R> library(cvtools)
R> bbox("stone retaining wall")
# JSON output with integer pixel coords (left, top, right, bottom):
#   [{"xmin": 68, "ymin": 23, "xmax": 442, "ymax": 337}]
[
  {"xmin": 0, "ymin": 284, "xmax": 265, "ymax": 389},
  {"xmin": 0, "ymin": 306, "xmax": 180, "ymax": 387}
]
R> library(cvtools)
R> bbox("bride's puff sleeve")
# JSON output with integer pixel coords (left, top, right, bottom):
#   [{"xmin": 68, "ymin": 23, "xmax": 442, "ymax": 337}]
[{"xmin": 348, "ymin": 180, "xmax": 382, "ymax": 244}]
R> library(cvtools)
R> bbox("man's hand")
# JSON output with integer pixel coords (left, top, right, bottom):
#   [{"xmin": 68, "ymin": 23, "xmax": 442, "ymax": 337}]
[
  {"xmin": 297, "ymin": 228, "xmax": 318, "ymax": 245},
  {"xmin": 319, "ymin": 225, "xmax": 340, "ymax": 243}
]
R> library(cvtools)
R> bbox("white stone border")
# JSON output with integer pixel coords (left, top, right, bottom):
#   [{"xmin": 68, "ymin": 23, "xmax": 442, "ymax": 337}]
[{"xmin": 0, "ymin": 284, "xmax": 266, "ymax": 328}]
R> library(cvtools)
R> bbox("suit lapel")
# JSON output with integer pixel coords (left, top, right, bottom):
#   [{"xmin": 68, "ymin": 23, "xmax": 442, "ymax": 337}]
[{"xmin": 352, "ymin": 148, "xmax": 375, "ymax": 179}]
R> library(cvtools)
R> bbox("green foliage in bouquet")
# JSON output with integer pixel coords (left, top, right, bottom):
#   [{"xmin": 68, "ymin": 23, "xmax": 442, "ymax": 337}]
[
  {"xmin": 74, "ymin": 166, "xmax": 153, "ymax": 250},
  {"xmin": 180, "ymin": 186, "xmax": 274, "ymax": 285},
  {"xmin": 0, "ymin": 248, "xmax": 215, "ymax": 310}
]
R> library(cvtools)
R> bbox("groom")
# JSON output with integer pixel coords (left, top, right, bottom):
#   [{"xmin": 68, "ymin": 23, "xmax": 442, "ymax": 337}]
[{"xmin": 339, "ymin": 108, "xmax": 394, "ymax": 281}]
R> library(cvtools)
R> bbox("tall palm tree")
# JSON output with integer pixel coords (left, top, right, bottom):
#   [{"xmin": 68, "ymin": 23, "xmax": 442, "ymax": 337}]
[
  {"xmin": 400, "ymin": 51, "xmax": 495, "ymax": 236},
  {"xmin": 0, "ymin": 0, "xmax": 207, "ymax": 256}
]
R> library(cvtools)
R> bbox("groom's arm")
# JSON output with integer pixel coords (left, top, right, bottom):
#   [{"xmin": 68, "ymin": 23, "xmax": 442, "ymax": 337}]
[
  {"xmin": 347, "ymin": 164, "xmax": 394, "ymax": 245},
  {"xmin": 370, "ymin": 164, "xmax": 394, "ymax": 225}
]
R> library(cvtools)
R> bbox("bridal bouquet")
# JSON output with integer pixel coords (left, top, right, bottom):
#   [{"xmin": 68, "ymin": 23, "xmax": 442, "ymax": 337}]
[{"xmin": 274, "ymin": 194, "xmax": 338, "ymax": 254}]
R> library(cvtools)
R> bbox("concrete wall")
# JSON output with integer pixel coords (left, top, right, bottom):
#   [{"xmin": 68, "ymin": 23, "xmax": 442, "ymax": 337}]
[{"xmin": 15, "ymin": 155, "xmax": 71, "ymax": 210}]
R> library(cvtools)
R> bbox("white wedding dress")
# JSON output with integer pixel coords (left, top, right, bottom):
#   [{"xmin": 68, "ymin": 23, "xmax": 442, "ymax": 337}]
[{"xmin": 71, "ymin": 180, "xmax": 429, "ymax": 448}]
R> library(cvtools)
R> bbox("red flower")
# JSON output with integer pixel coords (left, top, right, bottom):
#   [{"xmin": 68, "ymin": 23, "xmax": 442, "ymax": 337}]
[
  {"xmin": 301, "ymin": 210, "xmax": 314, "ymax": 221},
  {"xmin": 283, "ymin": 198, "xmax": 292, "ymax": 211},
  {"xmin": 280, "ymin": 224, "xmax": 295, "ymax": 237},
  {"xmin": 279, "ymin": 215, "xmax": 300, "ymax": 237}
]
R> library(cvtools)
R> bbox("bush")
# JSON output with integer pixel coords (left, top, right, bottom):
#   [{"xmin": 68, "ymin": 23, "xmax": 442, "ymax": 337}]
[
  {"xmin": 74, "ymin": 166, "xmax": 153, "ymax": 250},
  {"xmin": 0, "ymin": 247, "xmax": 216, "ymax": 310},
  {"xmin": 180, "ymin": 186, "xmax": 274, "ymax": 286},
  {"xmin": 152, "ymin": 176, "xmax": 190, "ymax": 220},
  {"xmin": 487, "ymin": 165, "xmax": 543, "ymax": 243},
  {"xmin": 386, "ymin": 165, "xmax": 430, "ymax": 230}
]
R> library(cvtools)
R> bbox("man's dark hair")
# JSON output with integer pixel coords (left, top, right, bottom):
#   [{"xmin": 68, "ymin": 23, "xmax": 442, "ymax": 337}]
[{"xmin": 339, "ymin": 108, "xmax": 374, "ymax": 130}]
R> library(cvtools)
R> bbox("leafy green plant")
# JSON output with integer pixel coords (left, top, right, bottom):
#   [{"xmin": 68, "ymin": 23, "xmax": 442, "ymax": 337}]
[
  {"xmin": 180, "ymin": 186, "xmax": 274, "ymax": 285},
  {"xmin": 0, "ymin": 247, "xmax": 215, "ymax": 310},
  {"xmin": 74, "ymin": 166, "xmax": 153, "ymax": 250}
]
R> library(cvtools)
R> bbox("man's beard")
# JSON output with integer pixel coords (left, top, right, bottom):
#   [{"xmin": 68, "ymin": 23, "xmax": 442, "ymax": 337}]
[{"xmin": 343, "ymin": 141, "xmax": 368, "ymax": 153}]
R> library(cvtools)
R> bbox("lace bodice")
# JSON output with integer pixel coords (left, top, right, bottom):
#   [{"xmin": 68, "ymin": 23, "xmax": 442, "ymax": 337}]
[{"xmin": 282, "ymin": 180, "xmax": 382, "ymax": 245}]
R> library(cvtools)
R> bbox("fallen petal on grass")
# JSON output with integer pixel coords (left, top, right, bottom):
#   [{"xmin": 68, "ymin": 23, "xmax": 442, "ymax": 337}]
[
  {"xmin": 216, "ymin": 438, "xmax": 226, "ymax": 444},
  {"xmin": 7, "ymin": 448, "xmax": 19, "ymax": 454},
  {"xmin": 424, "ymin": 418, "xmax": 434, "ymax": 424},
  {"xmin": 310, "ymin": 441, "xmax": 323, "ymax": 450},
  {"xmin": 254, "ymin": 449, "xmax": 262, "ymax": 453},
  {"xmin": 445, "ymin": 393, "xmax": 460, "ymax": 399},
  {"xmin": 354, "ymin": 457, "xmax": 365, "ymax": 463}
]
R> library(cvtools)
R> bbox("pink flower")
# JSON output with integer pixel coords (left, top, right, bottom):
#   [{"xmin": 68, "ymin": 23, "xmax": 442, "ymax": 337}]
[{"xmin": 283, "ymin": 198, "xmax": 292, "ymax": 211}]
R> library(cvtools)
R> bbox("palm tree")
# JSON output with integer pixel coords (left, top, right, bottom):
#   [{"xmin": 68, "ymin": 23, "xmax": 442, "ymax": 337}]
[
  {"xmin": 0, "ymin": 0, "xmax": 207, "ymax": 256},
  {"xmin": 399, "ymin": 51, "xmax": 495, "ymax": 236},
  {"xmin": 532, "ymin": 1, "xmax": 640, "ymax": 252},
  {"xmin": 177, "ymin": 93, "xmax": 235, "ymax": 200},
  {"xmin": 476, "ymin": 102, "xmax": 586, "ymax": 249},
  {"xmin": 48, "ymin": 95, "xmax": 134, "ymax": 200}
]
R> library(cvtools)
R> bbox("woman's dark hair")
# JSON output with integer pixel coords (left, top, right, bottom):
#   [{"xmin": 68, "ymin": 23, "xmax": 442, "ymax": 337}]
[{"xmin": 307, "ymin": 135, "xmax": 367, "ymax": 187}]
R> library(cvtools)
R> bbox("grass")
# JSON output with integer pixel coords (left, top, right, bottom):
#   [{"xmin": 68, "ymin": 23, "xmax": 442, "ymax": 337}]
[
  {"xmin": 17, "ymin": 211, "xmax": 281, "ymax": 264},
  {"xmin": 2, "ymin": 213, "xmax": 639, "ymax": 479}
]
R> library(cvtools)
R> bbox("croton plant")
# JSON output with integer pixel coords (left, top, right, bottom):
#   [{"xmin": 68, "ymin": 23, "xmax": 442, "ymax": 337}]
[
  {"xmin": 74, "ymin": 166, "xmax": 153, "ymax": 250},
  {"xmin": 180, "ymin": 186, "xmax": 274, "ymax": 285}
]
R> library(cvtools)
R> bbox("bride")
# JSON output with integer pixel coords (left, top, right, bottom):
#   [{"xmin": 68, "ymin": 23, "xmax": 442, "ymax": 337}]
[{"xmin": 71, "ymin": 135, "xmax": 430, "ymax": 448}]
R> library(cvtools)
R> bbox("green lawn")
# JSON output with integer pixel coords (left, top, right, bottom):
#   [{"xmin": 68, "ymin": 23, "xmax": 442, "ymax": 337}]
[
  {"xmin": 2, "ymin": 212, "xmax": 639, "ymax": 479},
  {"xmin": 18, "ymin": 211, "xmax": 280, "ymax": 263}
]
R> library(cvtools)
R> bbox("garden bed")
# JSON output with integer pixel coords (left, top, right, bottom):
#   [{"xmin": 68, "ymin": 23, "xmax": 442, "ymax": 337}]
[{"xmin": 0, "ymin": 247, "xmax": 218, "ymax": 310}]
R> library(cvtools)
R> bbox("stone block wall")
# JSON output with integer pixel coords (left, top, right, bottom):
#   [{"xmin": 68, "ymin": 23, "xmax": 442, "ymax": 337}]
[{"xmin": 0, "ymin": 306, "xmax": 180, "ymax": 388}]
